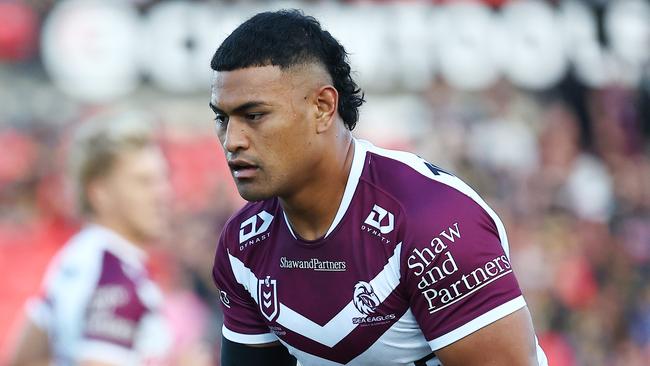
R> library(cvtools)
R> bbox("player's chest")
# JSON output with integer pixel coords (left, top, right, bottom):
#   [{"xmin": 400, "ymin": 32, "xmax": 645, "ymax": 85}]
[{"xmin": 246, "ymin": 233, "xmax": 408, "ymax": 336}]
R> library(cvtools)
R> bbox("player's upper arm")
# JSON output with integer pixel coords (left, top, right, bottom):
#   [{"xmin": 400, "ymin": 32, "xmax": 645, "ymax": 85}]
[
  {"xmin": 79, "ymin": 361, "xmax": 119, "ymax": 366},
  {"xmin": 213, "ymin": 232, "xmax": 278, "ymax": 344},
  {"xmin": 403, "ymin": 190, "xmax": 524, "ymax": 344},
  {"xmin": 221, "ymin": 337, "xmax": 296, "ymax": 366},
  {"xmin": 9, "ymin": 248, "xmax": 64, "ymax": 366},
  {"xmin": 7, "ymin": 317, "xmax": 50, "ymax": 366},
  {"xmin": 435, "ymin": 307, "xmax": 539, "ymax": 366},
  {"xmin": 401, "ymin": 182, "xmax": 545, "ymax": 364}
]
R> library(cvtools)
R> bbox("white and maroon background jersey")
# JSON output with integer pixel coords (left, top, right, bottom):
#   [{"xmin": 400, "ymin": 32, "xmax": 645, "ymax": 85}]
[
  {"xmin": 27, "ymin": 225, "xmax": 172, "ymax": 365},
  {"xmin": 213, "ymin": 139, "xmax": 548, "ymax": 366}
]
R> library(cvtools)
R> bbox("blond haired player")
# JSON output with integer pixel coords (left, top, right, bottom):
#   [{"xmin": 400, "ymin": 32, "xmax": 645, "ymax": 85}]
[{"xmin": 9, "ymin": 111, "xmax": 174, "ymax": 366}]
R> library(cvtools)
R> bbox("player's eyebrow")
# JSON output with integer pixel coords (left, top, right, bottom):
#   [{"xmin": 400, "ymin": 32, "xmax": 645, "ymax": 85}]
[
  {"xmin": 209, "ymin": 102, "xmax": 222, "ymax": 114},
  {"xmin": 209, "ymin": 101, "xmax": 271, "ymax": 115}
]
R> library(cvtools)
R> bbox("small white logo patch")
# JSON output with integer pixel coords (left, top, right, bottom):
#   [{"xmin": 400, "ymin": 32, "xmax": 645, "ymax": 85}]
[
  {"xmin": 239, "ymin": 210, "xmax": 274, "ymax": 243},
  {"xmin": 364, "ymin": 204, "xmax": 394, "ymax": 234},
  {"xmin": 258, "ymin": 276, "xmax": 279, "ymax": 321},
  {"xmin": 353, "ymin": 281, "xmax": 380, "ymax": 315},
  {"xmin": 219, "ymin": 290, "xmax": 231, "ymax": 308},
  {"xmin": 352, "ymin": 281, "xmax": 396, "ymax": 325}
]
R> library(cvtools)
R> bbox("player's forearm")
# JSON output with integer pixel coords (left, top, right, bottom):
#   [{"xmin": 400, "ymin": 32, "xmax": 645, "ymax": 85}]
[
  {"xmin": 7, "ymin": 350, "xmax": 50, "ymax": 366},
  {"xmin": 221, "ymin": 336, "xmax": 297, "ymax": 366},
  {"xmin": 7, "ymin": 320, "xmax": 51, "ymax": 366},
  {"xmin": 7, "ymin": 360, "xmax": 50, "ymax": 366}
]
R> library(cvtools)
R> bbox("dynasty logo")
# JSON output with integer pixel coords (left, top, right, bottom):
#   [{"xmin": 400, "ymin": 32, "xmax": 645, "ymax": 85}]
[
  {"xmin": 361, "ymin": 204, "xmax": 394, "ymax": 244},
  {"xmin": 239, "ymin": 210, "xmax": 273, "ymax": 251}
]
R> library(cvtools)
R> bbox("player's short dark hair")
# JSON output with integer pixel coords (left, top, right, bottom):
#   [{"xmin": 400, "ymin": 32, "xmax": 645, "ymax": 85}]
[{"xmin": 211, "ymin": 9, "xmax": 365, "ymax": 131}]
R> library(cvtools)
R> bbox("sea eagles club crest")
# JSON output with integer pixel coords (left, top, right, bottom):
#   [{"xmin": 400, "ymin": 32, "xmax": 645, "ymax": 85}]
[
  {"xmin": 353, "ymin": 281, "xmax": 380, "ymax": 315},
  {"xmin": 258, "ymin": 276, "xmax": 279, "ymax": 321}
]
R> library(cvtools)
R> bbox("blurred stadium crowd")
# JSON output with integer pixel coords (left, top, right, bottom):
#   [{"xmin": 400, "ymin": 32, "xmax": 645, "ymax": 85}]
[{"xmin": 0, "ymin": 0, "xmax": 648, "ymax": 365}]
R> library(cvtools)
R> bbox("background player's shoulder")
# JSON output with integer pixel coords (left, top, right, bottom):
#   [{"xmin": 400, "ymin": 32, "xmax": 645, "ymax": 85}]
[
  {"xmin": 36, "ymin": 226, "xmax": 116, "ymax": 318},
  {"xmin": 46, "ymin": 227, "xmax": 108, "ymax": 280}
]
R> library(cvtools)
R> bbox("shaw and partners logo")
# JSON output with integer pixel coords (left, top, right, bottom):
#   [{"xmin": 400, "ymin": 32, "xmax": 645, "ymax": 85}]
[
  {"xmin": 351, "ymin": 281, "xmax": 395, "ymax": 325},
  {"xmin": 279, "ymin": 257, "xmax": 347, "ymax": 272},
  {"xmin": 239, "ymin": 210, "xmax": 273, "ymax": 251},
  {"xmin": 361, "ymin": 204, "xmax": 394, "ymax": 244},
  {"xmin": 406, "ymin": 222, "xmax": 514, "ymax": 314},
  {"xmin": 258, "ymin": 276, "xmax": 279, "ymax": 322}
]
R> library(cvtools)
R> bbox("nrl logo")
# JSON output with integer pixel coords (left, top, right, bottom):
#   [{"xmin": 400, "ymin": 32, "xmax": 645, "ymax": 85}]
[
  {"xmin": 258, "ymin": 276, "xmax": 279, "ymax": 321},
  {"xmin": 353, "ymin": 281, "xmax": 380, "ymax": 315}
]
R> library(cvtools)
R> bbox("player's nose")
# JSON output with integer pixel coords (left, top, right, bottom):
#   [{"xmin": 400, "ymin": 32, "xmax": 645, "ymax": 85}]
[{"xmin": 222, "ymin": 119, "xmax": 250, "ymax": 153}]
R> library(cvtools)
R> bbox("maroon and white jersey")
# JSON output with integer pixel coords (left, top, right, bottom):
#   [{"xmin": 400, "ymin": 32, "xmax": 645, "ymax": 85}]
[
  {"xmin": 213, "ymin": 139, "xmax": 548, "ymax": 366},
  {"xmin": 27, "ymin": 225, "xmax": 172, "ymax": 365}
]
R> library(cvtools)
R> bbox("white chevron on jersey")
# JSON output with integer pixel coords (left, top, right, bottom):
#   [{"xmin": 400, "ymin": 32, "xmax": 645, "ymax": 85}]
[{"xmin": 226, "ymin": 243, "xmax": 402, "ymax": 347}]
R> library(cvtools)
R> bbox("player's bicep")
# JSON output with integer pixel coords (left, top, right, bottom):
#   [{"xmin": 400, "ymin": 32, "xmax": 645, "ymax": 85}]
[
  {"xmin": 221, "ymin": 336, "xmax": 296, "ymax": 366},
  {"xmin": 435, "ymin": 307, "xmax": 539, "ymax": 366},
  {"xmin": 79, "ymin": 360, "xmax": 120, "ymax": 366},
  {"xmin": 404, "ymin": 194, "xmax": 526, "ymax": 350},
  {"xmin": 213, "ymin": 237, "xmax": 276, "ymax": 343},
  {"xmin": 217, "ymin": 284, "xmax": 277, "ymax": 344},
  {"xmin": 7, "ymin": 317, "xmax": 50, "ymax": 366}
]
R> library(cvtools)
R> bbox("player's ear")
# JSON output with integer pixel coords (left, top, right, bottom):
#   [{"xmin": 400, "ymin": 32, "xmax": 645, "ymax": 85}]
[{"xmin": 314, "ymin": 85, "xmax": 338, "ymax": 134}]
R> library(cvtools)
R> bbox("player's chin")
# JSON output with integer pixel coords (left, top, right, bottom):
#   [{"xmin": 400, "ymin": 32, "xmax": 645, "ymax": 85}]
[{"xmin": 236, "ymin": 184, "xmax": 273, "ymax": 202}]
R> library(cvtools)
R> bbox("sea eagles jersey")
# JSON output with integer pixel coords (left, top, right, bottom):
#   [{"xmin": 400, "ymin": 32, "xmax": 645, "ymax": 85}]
[
  {"xmin": 213, "ymin": 139, "xmax": 548, "ymax": 366},
  {"xmin": 26, "ymin": 224, "xmax": 172, "ymax": 365}
]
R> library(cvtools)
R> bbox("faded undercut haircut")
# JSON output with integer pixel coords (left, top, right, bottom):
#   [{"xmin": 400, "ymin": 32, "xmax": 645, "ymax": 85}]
[
  {"xmin": 67, "ymin": 110, "xmax": 156, "ymax": 216},
  {"xmin": 210, "ymin": 9, "xmax": 365, "ymax": 130}
]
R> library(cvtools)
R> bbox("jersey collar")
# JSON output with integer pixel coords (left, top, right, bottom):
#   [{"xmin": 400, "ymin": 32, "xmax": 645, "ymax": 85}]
[{"xmin": 85, "ymin": 223, "xmax": 148, "ymax": 268}]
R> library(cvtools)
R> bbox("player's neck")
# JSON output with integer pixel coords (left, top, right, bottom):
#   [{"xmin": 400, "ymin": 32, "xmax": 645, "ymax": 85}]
[
  {"xmin": 280, "ymin": 135, "xmax": 354, "ymax": 241},
  {"xmin": 90, "ymin": 216, "xmax": 147, "ymax": 248}
]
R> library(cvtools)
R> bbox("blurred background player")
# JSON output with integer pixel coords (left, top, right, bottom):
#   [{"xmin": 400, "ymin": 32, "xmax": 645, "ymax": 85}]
[{"xmin": 8, "ymin": 111, "xmax": 175, "ymax": 365}]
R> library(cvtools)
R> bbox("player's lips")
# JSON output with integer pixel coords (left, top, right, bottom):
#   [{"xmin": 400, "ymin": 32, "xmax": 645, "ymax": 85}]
[{"xmin": 228, "ymin": 159, "xmax": 259, "ymax": 179}]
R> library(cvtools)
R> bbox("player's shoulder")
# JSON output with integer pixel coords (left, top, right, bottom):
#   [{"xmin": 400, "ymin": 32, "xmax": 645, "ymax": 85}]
[
  {"xmin": 46, "ymin": 226, "xmax": 108, "ymax": 280},
  {"xmin": 72, "ymin": 227, "xmax": 153, "ymax": 310},
  {"xmin": 360, "ymin": 140, "xmax": 499, "ymax": 240},
  {"xmin": 57, "ymin": 225, "xmax": 140, "ymax": 266},
  {"xmin": 361, "ymin": 141, "xmax": 479, "ymax": 210},
  {"xmin": 41, "ymin": 225, "xmax": 149, "ymax": 308},
  {"xmin": 219, "ymin": 198, "xmax": 278, "ymax": 252}
]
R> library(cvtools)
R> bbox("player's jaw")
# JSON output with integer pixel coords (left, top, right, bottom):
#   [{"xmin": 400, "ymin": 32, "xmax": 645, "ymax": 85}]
[{"xmin": 226, "ymin": 156, "xmax": 271, "ymax": 201}]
